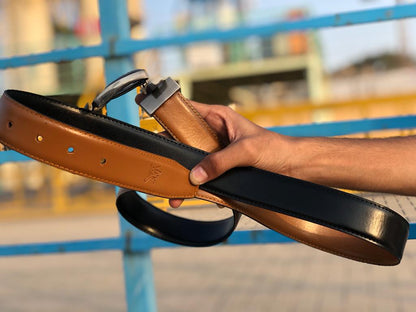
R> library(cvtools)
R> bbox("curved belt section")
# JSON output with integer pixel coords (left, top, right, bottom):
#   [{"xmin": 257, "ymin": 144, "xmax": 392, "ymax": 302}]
[
  {"xmin": 117, "ymin": 189, "xmax": 240, "ymax": 247},
  {"xmin": 0, "ymin": 90, "xmax": 409, "ymax": 265},
  {"xmin": 0, "ymin": 90, "xmax": 239, "ymax": 247}
]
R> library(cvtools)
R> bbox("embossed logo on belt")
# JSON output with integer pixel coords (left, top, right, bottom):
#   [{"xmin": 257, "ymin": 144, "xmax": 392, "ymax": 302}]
[{"xmin": 144, "ymin": 164, "xmax": 162, "ymax": 184}]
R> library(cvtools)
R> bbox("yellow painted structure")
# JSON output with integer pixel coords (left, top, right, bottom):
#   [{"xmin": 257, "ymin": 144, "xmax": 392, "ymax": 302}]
[{"xmin": 239, "ymin": 92, "xmax": 416, "ymax": 128}]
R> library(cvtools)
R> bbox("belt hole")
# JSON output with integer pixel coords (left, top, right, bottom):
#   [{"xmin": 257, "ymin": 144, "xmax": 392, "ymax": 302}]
[
  {"xmin": 36, "ymin": 135, "xmax": 43, "ymax": 142},
  {"xmin": 100, "ymin": 158, "xmax": 107, "ymax": 165},
  {"xmin": 67, "ymin": 147, "xmax": 75, "ymax": 153},
  {"xmin": 8, "ymin": 121, "xmax": 13, "ymax": 128}
]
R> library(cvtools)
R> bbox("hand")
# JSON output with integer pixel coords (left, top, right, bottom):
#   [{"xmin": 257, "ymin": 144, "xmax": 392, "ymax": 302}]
[
  {"xmin": 187, "ymin": 102, "xmax": 293, "ymax": 182},
  {"xmin": 166, "ymin": 102, "xmax": 295, "ymax": 208},
  {"xmin": 136, "ymin": 94, "xmax": 295, "ymax": 207}
]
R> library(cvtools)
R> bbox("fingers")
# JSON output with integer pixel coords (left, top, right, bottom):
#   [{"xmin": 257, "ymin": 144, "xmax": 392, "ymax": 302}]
[
  {"xmin": 168, "ymin": 199, "xmax": 224, "ymax": 209},
  {"xmin": 169, "ymin": 198, "xmax": 184, "ymax": 208},
  {"xmin": 157, "ymin": 130, "xmax": 173, "ymax": 139},
  {"xmin": 138, "ymin": 98, "xmax": 246, "ymax": 206},
  {"xmin": 190, "ymin": 139, "xmax": 256, "ymax": 185},
  {"xmin": 188, "ymin": 101, "xmax": 213, "ymax": 119},
  {"xmin": 176, "ymin": 144, "xmax": 246, "ymax": 207}
]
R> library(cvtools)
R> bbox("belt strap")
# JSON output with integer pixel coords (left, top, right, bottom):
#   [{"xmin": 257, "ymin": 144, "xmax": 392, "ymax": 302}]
[{"xmin": 0, "ymin": 81, "xmax": 409, "ymax": 265}]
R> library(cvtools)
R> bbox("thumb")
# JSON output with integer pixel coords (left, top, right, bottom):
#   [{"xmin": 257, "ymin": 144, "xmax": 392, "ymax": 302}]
[{"xmin": 189, "ymin": 141, "xmax": 253, "ymax": 185}]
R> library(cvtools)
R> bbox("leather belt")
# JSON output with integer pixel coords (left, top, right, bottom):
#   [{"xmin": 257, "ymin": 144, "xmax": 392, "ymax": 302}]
[{"xmin": 0, "ymin": 70, "xmax": 409, "ymax": 265}]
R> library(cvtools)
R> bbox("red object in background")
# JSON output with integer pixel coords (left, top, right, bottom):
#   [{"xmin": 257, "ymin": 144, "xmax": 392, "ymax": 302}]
[
  {"xmin": 74, "ymin": 18, "xmax": 100, "ymax": 38},
  {"xmin": 287, "ymin": 9, "xmax": 308, "ymax": 54}
]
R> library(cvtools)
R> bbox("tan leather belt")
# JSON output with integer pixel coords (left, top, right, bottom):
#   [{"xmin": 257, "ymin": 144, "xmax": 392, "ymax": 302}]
[{"xmin": 0, "ymin": 70, "xmax": 409, "ymax": 265}]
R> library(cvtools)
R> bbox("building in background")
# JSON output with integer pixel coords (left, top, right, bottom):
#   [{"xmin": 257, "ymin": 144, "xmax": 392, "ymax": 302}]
[
  {"xmin": 0, "ymin": 0, "xmax": 144, "ymax": 98},
  {"xmin": 152, "ymin": 0, "xmax": 327, "ymax": 109},
  {"xmin": 0, "ymin": 0, "xmax": 58, "ymax": 93},
  {"xmin": 0, "ymin": 0, "xmax": 332, "ymax": 131}
]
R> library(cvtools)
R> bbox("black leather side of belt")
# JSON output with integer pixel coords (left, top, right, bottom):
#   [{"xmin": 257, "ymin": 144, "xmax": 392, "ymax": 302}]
[
  {"xmin": 117, "ymin": 189, "xmax": 241, "ymax": 246},
  {"xmin": 0, "ymin": 77, "xmax": 410, "ymax": 265}
]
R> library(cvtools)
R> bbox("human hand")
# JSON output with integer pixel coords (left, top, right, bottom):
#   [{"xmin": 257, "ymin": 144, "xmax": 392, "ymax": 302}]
[
  {"xmin": 135, "ymin": 94, "xmax": 295, "ymax": 207},
  {"xmin": 186, "ymin": 102, "xmax": 293, "ymax": 183},
  {"xmin": 165, "ymin": 101, "xmax": 294, "ymax": 208}
]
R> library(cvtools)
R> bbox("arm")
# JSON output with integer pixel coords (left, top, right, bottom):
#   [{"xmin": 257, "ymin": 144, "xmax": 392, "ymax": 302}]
[
  {"xmin": 279, "ymin": 135, "xmax": 416, "ymax": 195},
  {"xmin": 187, "ymin": 102, "xmax": 416, "ymax": 196}
]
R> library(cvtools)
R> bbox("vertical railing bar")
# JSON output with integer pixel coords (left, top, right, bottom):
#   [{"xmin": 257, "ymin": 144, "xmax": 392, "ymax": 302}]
[{"xmin": 98, "ymin": 1, "xmax": 157, "ymax": 311}]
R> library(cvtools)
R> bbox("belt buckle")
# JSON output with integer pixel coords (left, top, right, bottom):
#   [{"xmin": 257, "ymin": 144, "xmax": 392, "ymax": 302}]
[{"xmin": 88, "ymin": 69, "xmax": 149, "ymax": 112}]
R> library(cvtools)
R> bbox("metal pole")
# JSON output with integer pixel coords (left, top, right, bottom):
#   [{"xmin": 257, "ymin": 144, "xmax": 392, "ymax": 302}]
[
  {"xmin": 98, "ymin": 1, "xmax": 157, "ymax": 311},
  {"xmin": 396, "ymin": 0, "xmax": 408, "ymax": 58}
]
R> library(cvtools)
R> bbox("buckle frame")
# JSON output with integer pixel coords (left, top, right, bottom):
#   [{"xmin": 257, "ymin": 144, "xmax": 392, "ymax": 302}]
[{"xmin": 89, "ymin": 69, "xmax": 149, "ymax": 112}]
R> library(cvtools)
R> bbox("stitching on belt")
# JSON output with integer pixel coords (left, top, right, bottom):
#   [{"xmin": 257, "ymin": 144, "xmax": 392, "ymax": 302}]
[{"xmin": 1, "ymin": 100, "xmax": 196, "ymax": 198}]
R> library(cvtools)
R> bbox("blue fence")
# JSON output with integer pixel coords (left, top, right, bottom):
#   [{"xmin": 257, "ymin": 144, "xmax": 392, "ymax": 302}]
[{"xmin": 1, "ymin": 1, "xmax": 416, "ymax": 311}]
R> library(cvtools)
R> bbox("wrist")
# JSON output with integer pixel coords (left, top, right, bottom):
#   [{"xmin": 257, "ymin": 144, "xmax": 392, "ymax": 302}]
[
  {"xmin": 260, "ymin": 132, "xmax": 304, "ymax": 178},
  {"xmin": 284, "ymin": 136, "xmax": 327, "ymax": 183}
]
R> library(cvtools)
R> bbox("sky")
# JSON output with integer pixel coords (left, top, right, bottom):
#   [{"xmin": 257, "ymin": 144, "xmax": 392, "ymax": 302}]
[{"xmin": 143, "ymin": 0, "xmax": 416, "ymax": 72}]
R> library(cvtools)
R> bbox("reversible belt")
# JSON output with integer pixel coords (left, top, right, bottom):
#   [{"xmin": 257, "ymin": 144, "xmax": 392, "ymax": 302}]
[{"xmin": 0, "ymin": 70, "xmax": 409, "ymax": 266}]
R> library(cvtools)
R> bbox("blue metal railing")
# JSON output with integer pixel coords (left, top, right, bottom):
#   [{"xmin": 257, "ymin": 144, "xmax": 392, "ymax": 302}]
[
  {"xmin": 0, "ymin": 229, "xmax": 295, "ymax": 257},
  {"xmin": 2, "ymin": 3, "xmax": 416, "ymax": 69},
  {"xmin": 1, "ymin": 1, "xmax": 416, "ymax": 311}
]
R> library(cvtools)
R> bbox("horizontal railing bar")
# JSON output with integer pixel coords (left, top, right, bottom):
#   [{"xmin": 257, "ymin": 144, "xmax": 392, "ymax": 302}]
[
  {"xmin": 0, "ymin": 150, "xmax": 31, "ymax": 164},
  {"xmin": 0, "ymin": 237, "xmax": 123, "ymax": 257},
  {"xmin": 271, "ymin": 115, "xmax": 416, "ymax": 137},
  {"xmin": 0, "ymin": 229, "xmax": 292, "ymax": 257},
  {"xmin": 0, "ymin": 43, "xmax": 109, "ymax": 70},
  {"xmin": 116, "ymin": 4, "xmax": 416, "ymax": 55},
  {"xmin": 1, "ymin": 4, "xmax": 416, "ymax": 69},
  {"xmin": 1, "ymin": 224, "xmax": 415, "ymax": 257}
]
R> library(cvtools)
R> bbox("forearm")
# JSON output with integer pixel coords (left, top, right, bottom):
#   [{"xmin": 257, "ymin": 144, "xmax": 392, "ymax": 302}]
[
  {"xmin": 183, "ymin": 102, "xmax": 416, "ymax": 196},
  {"xmin": 285, "ymin": 135, "xmax": 416, "ymax": 195}
]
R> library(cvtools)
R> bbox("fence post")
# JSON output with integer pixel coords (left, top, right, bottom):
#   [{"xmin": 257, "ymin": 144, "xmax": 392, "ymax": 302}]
[{"xmin": 98, "ymin": 1, "xmax": 157, "ymax": 311}]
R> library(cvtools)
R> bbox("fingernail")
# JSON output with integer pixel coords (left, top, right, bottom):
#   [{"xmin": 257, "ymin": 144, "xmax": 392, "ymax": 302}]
[{"xmin": 190, "ymin": 166, "xmax": 208, "ymax": 185}]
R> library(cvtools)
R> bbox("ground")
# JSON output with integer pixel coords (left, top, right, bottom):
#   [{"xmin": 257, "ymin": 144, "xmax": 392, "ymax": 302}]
[{"xmin": 0, "ymin": 193, "xmax": 415, "ymax": 312}]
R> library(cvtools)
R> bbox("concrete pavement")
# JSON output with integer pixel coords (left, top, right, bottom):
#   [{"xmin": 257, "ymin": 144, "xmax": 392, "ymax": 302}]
[{"xmin": 0, "ymin": 193, "xmax": 415, "ymax": 311}]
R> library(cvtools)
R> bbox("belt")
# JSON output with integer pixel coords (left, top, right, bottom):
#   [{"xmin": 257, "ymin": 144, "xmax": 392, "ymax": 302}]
[{"xmin": 0, "ymin": 70, "xmax": 409, "ymax": 265}]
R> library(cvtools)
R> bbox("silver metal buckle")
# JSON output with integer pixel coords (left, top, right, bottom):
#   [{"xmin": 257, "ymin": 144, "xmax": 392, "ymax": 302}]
[
  {"xmin": 139, "ymin": 77, "xmax": 180, "ymax": 115},
  {"xmin": 90, "ymin": 69, "xmax": 149, "ymax": 112}
]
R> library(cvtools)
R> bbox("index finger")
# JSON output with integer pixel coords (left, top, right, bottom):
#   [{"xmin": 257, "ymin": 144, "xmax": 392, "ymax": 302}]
[{"xmin": 188, "ymin": 101, "xmax": 215, "ymax": 119}]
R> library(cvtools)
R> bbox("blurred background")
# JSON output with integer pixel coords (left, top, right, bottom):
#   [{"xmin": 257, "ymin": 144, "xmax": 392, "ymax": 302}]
[
  {"xmin": 1, "ymin": 0, "xmax": 416, "ymax": 217},
  {"xmin": 1, "ymin": 1, "xmax": 416, "ymax": 311}
]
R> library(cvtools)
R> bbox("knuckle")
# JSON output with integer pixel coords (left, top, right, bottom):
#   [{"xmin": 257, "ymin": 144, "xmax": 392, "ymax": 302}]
[
  {"xmin": 204, "ymin": 153, "xmax": 224, "ymax": 176},
  {"xmin": 215, "ymin": 105, "xmax": 233, "ymax": 117},
  {"xmin": 222, "ymin": 105, "xmax": 234, "ymax": 116}
]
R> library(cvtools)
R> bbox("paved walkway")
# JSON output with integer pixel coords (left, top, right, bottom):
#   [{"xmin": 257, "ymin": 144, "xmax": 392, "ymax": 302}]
[{"xmin": 0, "ymin": 194, "xmax": 416, "ymax": 312}]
